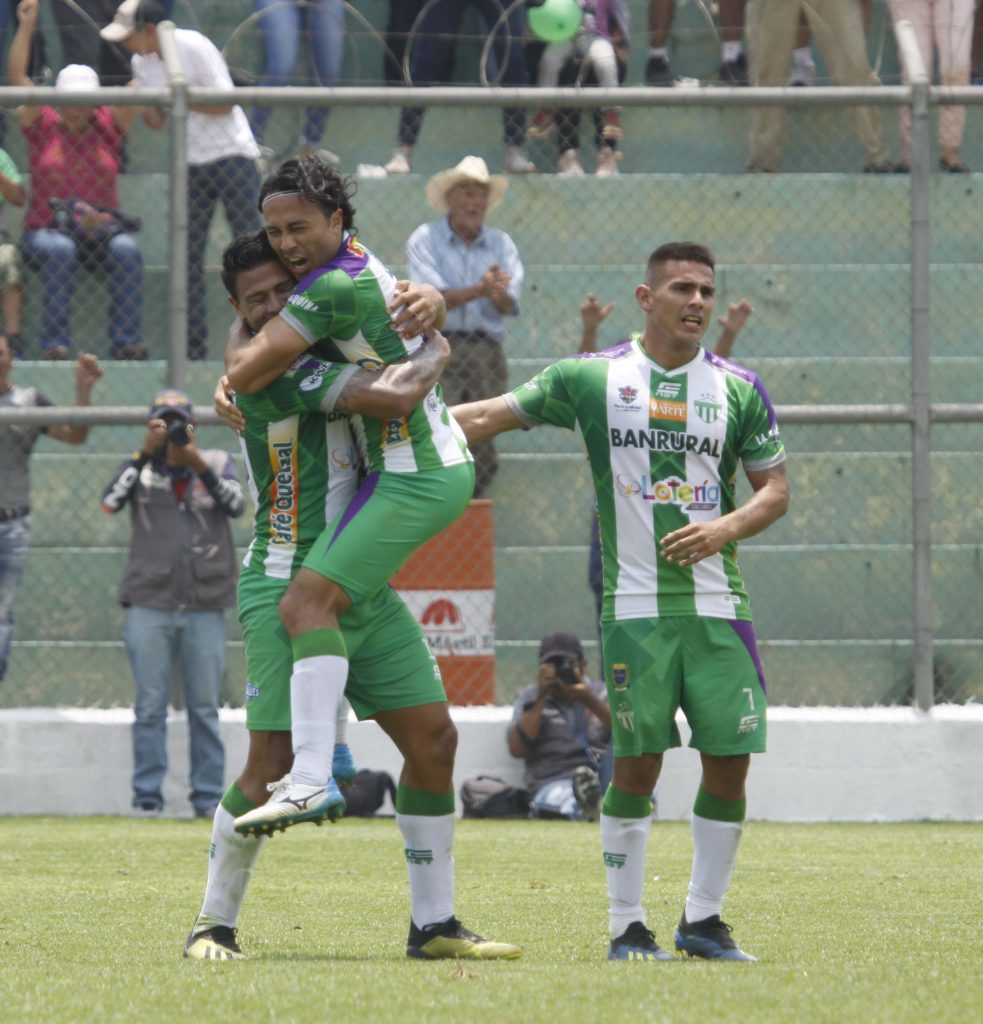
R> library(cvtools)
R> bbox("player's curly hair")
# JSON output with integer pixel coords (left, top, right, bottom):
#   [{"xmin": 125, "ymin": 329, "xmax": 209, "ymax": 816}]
[
  {"xmin": 258, "ymin": 156, "xmax": 358, "ymax": 234},
  {"xmin": 220, "ymin": 230, "xmax": 280, "ymax": 298}
]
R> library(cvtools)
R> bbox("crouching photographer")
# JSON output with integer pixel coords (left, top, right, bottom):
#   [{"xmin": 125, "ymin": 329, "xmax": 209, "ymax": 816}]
[
  {"xmin": 101, "ymin": 389, "xmax": 245, "ymax": 819},
  {"xmin": 508, "ymin": 630, "xmax": 611, "ymax": 821}
]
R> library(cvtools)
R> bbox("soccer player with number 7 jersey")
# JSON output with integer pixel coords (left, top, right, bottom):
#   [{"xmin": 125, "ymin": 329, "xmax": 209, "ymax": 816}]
[{"xmin": 451, "ymin": 242, "xmax": 790, "ymax": 962}]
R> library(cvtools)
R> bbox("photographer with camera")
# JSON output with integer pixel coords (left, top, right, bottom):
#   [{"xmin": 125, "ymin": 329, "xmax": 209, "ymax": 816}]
[
  {"xmin": 101, "ymin": 388, "xmax": 245, "ymax": 818},
  {"xmin": 508, "ymin": 630, "xmax": 611, "ymax": 822}
]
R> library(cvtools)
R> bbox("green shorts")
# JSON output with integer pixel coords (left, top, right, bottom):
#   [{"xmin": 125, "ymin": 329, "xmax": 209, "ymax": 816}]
[
  {"xmin": 238, "ymin": 569, "xmax": 446, "ymax": 731},
  {"xmin": 602, "ymin": 616, "xmax": 768, "ymax": 758},
  {"xmin": 302, "ymin": 463, "xmax": 475, "ymax": 602}
]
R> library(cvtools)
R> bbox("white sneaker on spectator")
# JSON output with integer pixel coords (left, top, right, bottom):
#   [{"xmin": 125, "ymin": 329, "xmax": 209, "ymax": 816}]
[
  {"xmin": 385, "ymin": 144, "xmax": 413, "ymax": 175},
  {"xmin": 504, "ymin": 144, "xmax": 535, "ymax": 174},
  {"xmin": 557, "ymin": 149, "xmax": 585, "ymax": 177},
  {"xmin": 595, "ymin": 147, "xmax": 621, "ymax": 178}
]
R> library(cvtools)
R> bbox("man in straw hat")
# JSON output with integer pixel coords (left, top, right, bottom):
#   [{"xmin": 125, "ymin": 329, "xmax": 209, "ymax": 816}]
[{"xmin": 406, "ymin": 155, "xmax": 523, "ymax": 497}]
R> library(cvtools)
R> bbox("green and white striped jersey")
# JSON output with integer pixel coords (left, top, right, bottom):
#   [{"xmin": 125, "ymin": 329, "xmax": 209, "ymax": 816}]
[
  {"xmin": 278, "ymin": 232, "xmax": 471, "ymax": 475},
  {"xmin": 506, "ymin": 336, "xmax": 786, "ymax": 623},
  {"xmin": 237, "ymin": 353, "xmax": 360, "ymax": 580}
]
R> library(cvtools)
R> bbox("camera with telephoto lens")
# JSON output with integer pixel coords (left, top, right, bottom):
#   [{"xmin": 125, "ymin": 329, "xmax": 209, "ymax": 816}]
[
  {"xmin": 547, "ymin": 655, "xmax": 578, "ymax": 685},
  {"xmin": 164, "ymin": 416, "xmax": 191, "ymax": 448}
]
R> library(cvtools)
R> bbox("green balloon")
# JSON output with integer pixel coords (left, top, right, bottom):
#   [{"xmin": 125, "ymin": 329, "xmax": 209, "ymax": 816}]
[{"xmin": 528, "ymin": 0, "xmax": 583, "ymax": 44}]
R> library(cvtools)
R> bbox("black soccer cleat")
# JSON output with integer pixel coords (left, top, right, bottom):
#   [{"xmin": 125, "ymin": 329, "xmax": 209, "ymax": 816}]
[
  {"xmin": 674, "ymin": 913, "xmax": 758, "ymax": 961},
  {"xmin": 608, "ymin": 921, "xmax": 676, "ymax": 961}
]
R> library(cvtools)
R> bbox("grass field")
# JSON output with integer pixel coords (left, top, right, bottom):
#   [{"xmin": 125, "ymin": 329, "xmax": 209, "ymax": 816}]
[{"xmin": 1, "ymin": 818, "xmax": 980, "ymax": 1024}]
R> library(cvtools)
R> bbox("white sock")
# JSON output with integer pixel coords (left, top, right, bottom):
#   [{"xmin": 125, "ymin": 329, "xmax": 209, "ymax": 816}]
[
  {"xmin": 195, "ymin": 805, "xmax": 267, "ymax": 930},
  {"xmin": 290, "ymin": 654, "xmax": 347, "ymax": 786},
  {"xmin": 723, "ymin": 40, "xmax": 742, "ymax": 63},
  {"xmin": 334, "ymin": 696, "xmax": 351, "ymax": 746},
  {"xmin": 793, "ymin": 46, "xmax": 815, "ymax": 70},
  {"xmin": 600, "ymin": 812, "xmax": 652, "ymax": 939},
  {"xmin": 649, "ymin": 46, "xmax": 668, "ymax": 60},
  {"xmin": 684, "ymin": 814, "xmax": 743, "ymax": 923},
  {"xmin": 396, "ymin": 811, "xmax": 456, "ymax": 929}
]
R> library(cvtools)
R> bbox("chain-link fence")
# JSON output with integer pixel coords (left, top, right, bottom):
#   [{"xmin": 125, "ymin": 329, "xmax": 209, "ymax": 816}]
[{"xmin": 0, "ymin": 3, "xmax": 981, "ymax": 711}]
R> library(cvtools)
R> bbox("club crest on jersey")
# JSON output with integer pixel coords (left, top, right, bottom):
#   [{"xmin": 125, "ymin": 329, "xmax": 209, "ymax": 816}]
[
  {"xmin": 612, "ymin": 663, "xmax": 630, "ymax": 690},
  {"xmin": 695, "ymin": 393, "xmax": 722, "ymax": 423},
  {"xmin": 618, "ymin": 385, "xmax": 638, "ymax": 404}
]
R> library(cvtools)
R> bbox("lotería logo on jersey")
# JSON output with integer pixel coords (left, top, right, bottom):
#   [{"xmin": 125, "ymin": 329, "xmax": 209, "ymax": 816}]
[
  {"xmin": 615, "ymin": 474, "xmax": 720, "ymax": 511},
  {"xmin": 695, "ymin": 393, "xmax": 722, "ymax": 423},
  {"xmin": 329, "ymin": 447, "xmax": 353, "ymax": 471},
  {"xmin": 611, "ymin": 663, "xmax": 630, "ymax": 691},
  {"xmin": 654, "ymin": 380, "xmax": 682, "ymax": 399}
]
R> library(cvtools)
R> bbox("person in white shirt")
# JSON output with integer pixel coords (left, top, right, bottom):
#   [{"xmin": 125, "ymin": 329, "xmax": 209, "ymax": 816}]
[{"xmin": 102, "ymin": 0, "xmax": 262, "ymax": 359}]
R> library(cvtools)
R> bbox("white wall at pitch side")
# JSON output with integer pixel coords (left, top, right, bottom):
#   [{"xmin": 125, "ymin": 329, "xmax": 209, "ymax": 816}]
[{"xmin": 1, "ymin": 705, "xmax": 982, "ymax": 821}]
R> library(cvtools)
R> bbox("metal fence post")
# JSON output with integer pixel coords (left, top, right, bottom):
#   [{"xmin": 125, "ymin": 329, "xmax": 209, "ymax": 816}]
[
  {"xmin": 159, "ymin": 22, "xmax": 189, "ymax": 391},
  {"xmin": 895, "ymin": 19, "xmax": 934, "ymax": 711}
]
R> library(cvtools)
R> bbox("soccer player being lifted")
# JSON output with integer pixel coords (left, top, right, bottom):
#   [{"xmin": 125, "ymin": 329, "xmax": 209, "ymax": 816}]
[
  {"xmin": 224, "ymin": 157, "xmax": 475, "ymax": 838},
  {"xmin": 187, "ymin": 231, "xmax": 519, "ymax": 961},
  {"xmin": 451, "ymin": 242, "xmax": 790, "ymax": 962}
]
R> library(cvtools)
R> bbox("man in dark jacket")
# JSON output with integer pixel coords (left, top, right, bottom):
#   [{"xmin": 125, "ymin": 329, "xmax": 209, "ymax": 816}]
[{"xmin": 102, "ymin": 388, "xmax": 244, "ymax": 818}]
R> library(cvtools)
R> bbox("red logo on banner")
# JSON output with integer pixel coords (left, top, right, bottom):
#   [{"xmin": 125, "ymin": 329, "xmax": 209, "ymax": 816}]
[{"xmin": 421, "ymin": 598, "xmax": 462, "ymax": 628}]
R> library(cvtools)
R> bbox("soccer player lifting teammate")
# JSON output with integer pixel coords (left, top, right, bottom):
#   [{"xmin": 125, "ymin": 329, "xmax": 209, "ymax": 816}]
[
  {"xmin": 224, "ymin": 156, "xmax": 475, "ymax": 837},
  {"xmin": 188, "ymin": 232, "xmax": 518, "ymax": 961},
  {"xmin": 451, "ymin": 242, "xmax": 790, "ymax": 962}
]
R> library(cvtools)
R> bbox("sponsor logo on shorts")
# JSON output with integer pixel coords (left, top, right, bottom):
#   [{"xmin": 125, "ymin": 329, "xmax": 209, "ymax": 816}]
[
  {"xmin": 405, "ymin": 848, "xmax": 434, "ymax": 865},
  {"xmin": 246, "ymin": 681, "xmax": 260, "ymax": 700},
  {"xmin": 612, "ymin": 663, "xmax": 630, "ymax": 691},
  {"xmin": 738, "ymin": 714, "xmax": 760, "ymax": 734},
  {"xmin": 299, "ymin": 369, "xmax": 325, "ymax": 391},
  {"xmin": 616, "ymin": 701, "xmax": 635, "ymax": 733},
  {"xmin": 603, "ymin": 852, "xmax": 627, "ymax": 869}
]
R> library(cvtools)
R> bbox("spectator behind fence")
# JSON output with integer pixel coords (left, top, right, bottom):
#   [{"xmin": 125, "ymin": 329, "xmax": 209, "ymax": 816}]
[
  {"xmin": 406, "ymin": 155, "xmax": 522, "ymax": 497},
  {"xmin": 103, "ymin": 0, "xmax": 262, "ymax": 360},
  {"xmin": 0, "ymin": 338, "xmax": 101, "ymax": 683},
  {"xmin": 887, "ymin": 0, "xmax": 973, "ymax": 173},
  {"xmin": 0, "ymin": 145, "xmax": 25, "ymax": 355},
  {"xmin": 527, "ymin": 0, "xmax": 629, "ymax": 178},
  {"xmin": 746, "ymin": 0, "xmax": 891, "ymax": 173},
  {"xmin": 248, "ymin": 0, "xmax": 345, "ymax": 166},
  {"xmin": 383, "ymin": 0, "xmax": 536, "ymax": 175},
  {"xmin": 101, "ymin": 388, "xmax": 245, "ymax": 818},
  {"xmin": 51, "ymin": 0, "xmax": 175, "ymax": 87},
  {"xmin": 645, "ymin": 0, "xmax": 748, "ymax": 85},
  {"xmin": 11, "ymin": 0, "xmax": 145, "ymax": 361},
  {"xmin": 508, "ymin": 630, "xmax": 611, "ymax": 822}
]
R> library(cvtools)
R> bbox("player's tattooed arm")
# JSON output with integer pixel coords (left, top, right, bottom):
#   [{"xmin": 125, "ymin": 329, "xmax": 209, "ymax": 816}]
[{"xmin": 335, "ymin": 330, "xmax": 452, "ymax": 419}]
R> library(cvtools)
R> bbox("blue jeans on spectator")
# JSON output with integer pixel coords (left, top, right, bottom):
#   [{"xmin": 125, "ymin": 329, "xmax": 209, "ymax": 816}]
[
  {"xmin": 20, "ymin": 229, "xmax": 143, "ymax": 355},
  {"xmin": 249, "ymin": 0, "xmax": 345, "ymax": 147},
  {"xmin": 396, "ymin": 0, "xmax": 529, "ymax": 147},
  {"xmin": 0, "ymin": 514, "xmax": 30, "ymax": 681},
  {"xmin": 188, "ymin": 157, "xmax": 261, "ymax": 359},
  {"xmin": 123, "ymin": 606, "xmax": 227, "ymax": 813}
]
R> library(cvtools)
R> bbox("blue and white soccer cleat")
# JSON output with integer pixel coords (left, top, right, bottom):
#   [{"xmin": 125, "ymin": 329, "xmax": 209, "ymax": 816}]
[
  {"xmin": 674, "ymin": 914, "xmax": 758, "ymax": 961},
  {"xmin": 331, "ymin": 743, "xmax": 357, "ymax": 783},
  {"xmin": 233, "ymin": 774, "xmax": 346, "ymax": 837},
  {"xmin": 608, "ymin": 921, "xmax": 676, "ymax": 961}
]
